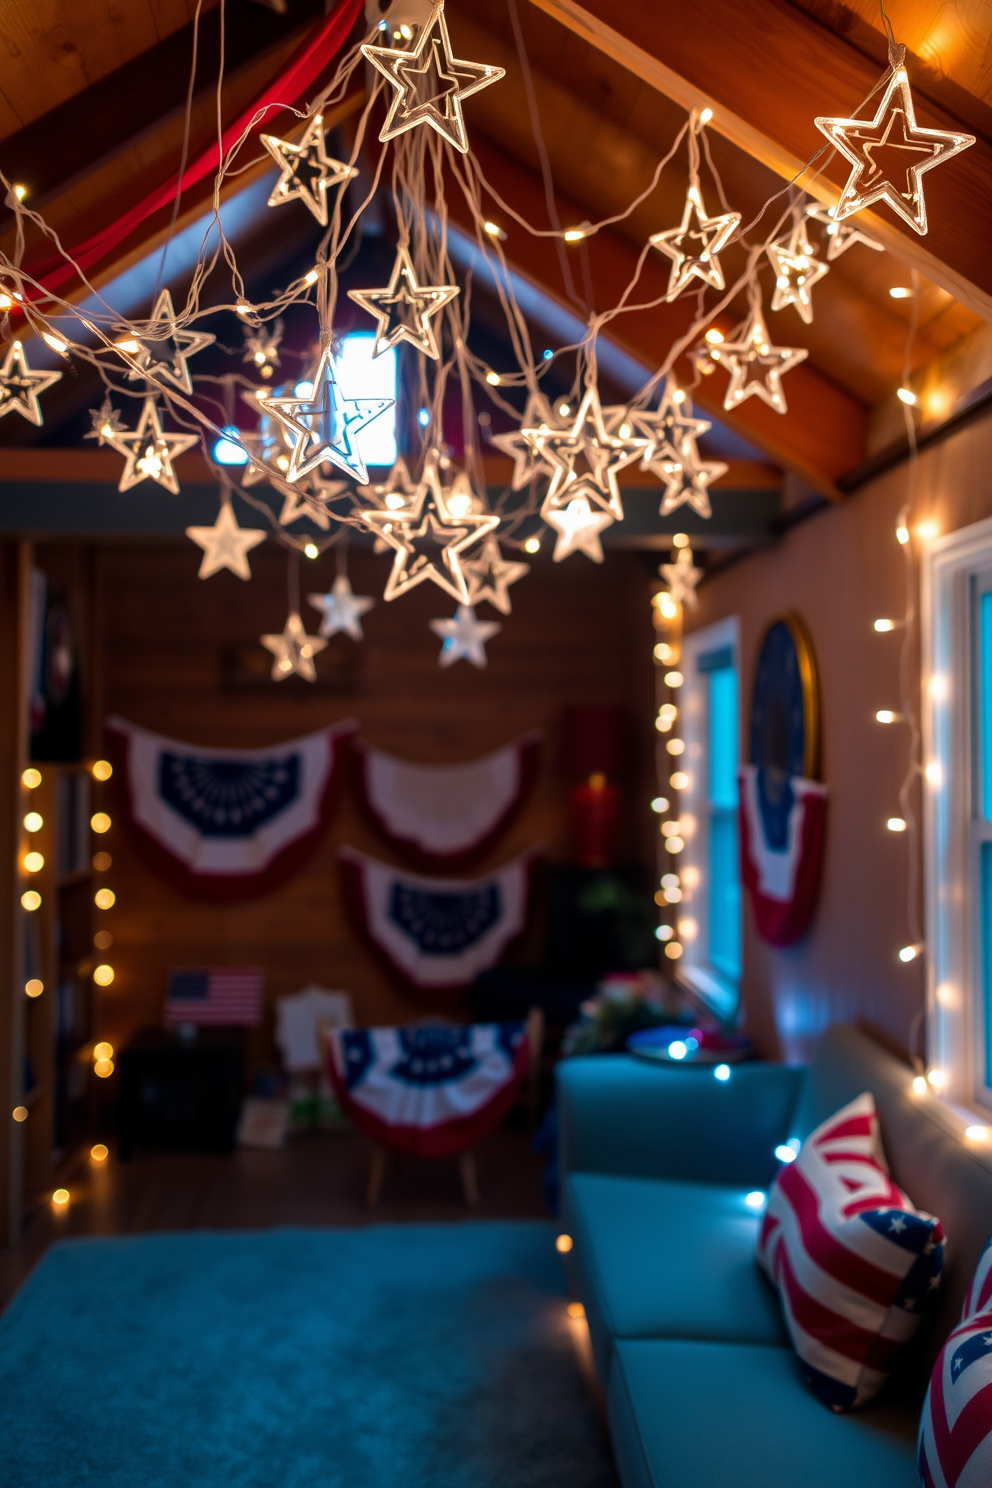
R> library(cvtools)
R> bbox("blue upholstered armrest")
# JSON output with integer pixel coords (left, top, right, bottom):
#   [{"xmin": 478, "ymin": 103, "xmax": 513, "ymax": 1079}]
[{"xmin": 556, "ymin": 1055, "xmax": 806, "ymax": 1190}]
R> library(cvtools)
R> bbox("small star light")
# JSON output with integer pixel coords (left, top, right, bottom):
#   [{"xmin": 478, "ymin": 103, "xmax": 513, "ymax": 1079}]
[
  {"xmin": 109, "ymin": 397, "xmax": 199, "ymax": 493},
  {"xmin": 85, "ymin": 397, "xmax": 126, "ymax": 446},
  {"xmin": 660, "ymin": 547, "xmax": 703, "ymax": 608},
  {"xmin": 464, "ymin": 537, "xmax": 529, "ymax": 614},
  {"xmin": 361, "ymin": 2, "xmax": 505, "ymax": 154},
  {"xmin": 544, "ymin": 494, "xmax": 614, "ymax": 564},
  {"xmin": 260, "ymin": 114, "xmax": 357, "ymax": 225},
  {"xmin": 539, "ymin": 384, "xmax": 647, "ymax": 521},
  {"xmin": 360, "ymin": 455, "xmax": 498, "ymax": 602},
  {"xmin": 430, "ymin": 605, "xmax": 501, "ymax": 669},
  {"xmin": 257, "ymin": 344, "xmax": 393, "ymax": 484},
  {"xmin": 710, "ymin": 294, "xmax": 808, "ymax": 414},
  {"xmin": 0, "ymin": 340, "xmax": 62, "ymax": 425},
  {"xmin": 805, "ymin": 203, "xmax": 883, "ymax": 261},
  {"xmin": 123, "ymin": 289, "xmax": 215, "ymax": 394},
  {"xmin": 766, "ymin": 219, "xmax": 829, "ymax": 324},
  {"xmin": 492, "ymin": 391, "xmax": 568, "ymax": 490},
  {"xmin": 348, "ymin": 244, "xmax": 458, "ymax": 360},
  {"xmin": 261, "ymin": 611, "xmax": 328, "ymax": 682},
  {"xmin": 185, "ymin": 500, "xmax": 265, "ymax": 580},
  {"xmin": 243, "ymin": 319, "xmax": 283, "ymax": 376},
  {"xmin": 655, "ymin": 443, "xmax": 728, "ymax": 519},
  {"xmin": 814, "ymin": 60, "xmax": 975, "ymax": 236},
  {"xmin": 608, "ymin": 379, "xmax": 710, "ymax": 468},
  {"xmin": 649, "ymin": 184, "xmax": 741, "ymax": 299},
  {"xmin": 308, "ymin": 575, "xmax": 375, "ymax": 640}
]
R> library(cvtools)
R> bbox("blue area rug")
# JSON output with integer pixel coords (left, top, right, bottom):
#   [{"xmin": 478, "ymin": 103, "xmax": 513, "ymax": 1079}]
[{"xmin": 0, "ymin": 1222, "xmax": 617, "ymax": 1488}]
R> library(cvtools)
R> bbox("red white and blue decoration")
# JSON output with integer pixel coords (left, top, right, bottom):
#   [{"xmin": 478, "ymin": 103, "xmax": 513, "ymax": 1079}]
[
  {"xmin": 325, "ymin": 1022, "xmax": 528, "ymax": 1157},
  {"xmin": 919, "ymin": 1236, "xmax": 992, "ymax": 1488},
  {"xmin": 338, "ymin": 846, "xmax": 539, "ymax": 1001},
  {"xmin": 757, "ymin": 1092, "xmax": 945, "ymax": 1412},
  {"xmin": 164, "ymin": 966, "xmax": 264, "ymax": 1027},
  {"xmin": 350, "ymin": 730, "xmax": 542, "ymax": 870},
  {"xmin": 108, "ymin": 716, "xmax": 355, "ymax": 900},
  {"xmin": 740, "ymin": 615, "xmax": 827, "ymax": 947}
]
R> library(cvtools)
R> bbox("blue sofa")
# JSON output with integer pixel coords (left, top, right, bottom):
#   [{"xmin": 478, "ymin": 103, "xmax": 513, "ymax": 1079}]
[{"xmin": 557, "ymin": 1024, "xmax": 992, "ymax": 1488}]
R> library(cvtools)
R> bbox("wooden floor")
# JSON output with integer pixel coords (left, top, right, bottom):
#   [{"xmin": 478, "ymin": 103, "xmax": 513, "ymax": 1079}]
[{"xmin": 0, "ymin": 1123, "xmax": 550, "ymax": 1314}]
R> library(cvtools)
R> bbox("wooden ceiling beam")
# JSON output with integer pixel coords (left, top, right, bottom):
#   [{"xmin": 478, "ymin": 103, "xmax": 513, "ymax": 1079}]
[{"xmin": 526, "ymin": 0, "xmax": 992, "ymax": 321}]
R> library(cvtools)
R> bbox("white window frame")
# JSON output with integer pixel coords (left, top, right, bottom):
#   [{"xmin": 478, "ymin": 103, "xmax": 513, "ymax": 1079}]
[
  {"xmin": 675, "ymin": 615, "xmax": 741, "ymax": 1022},
  {"xmin": 922, "ymin": 514, "xmax": 992, "ymax": 1114}
]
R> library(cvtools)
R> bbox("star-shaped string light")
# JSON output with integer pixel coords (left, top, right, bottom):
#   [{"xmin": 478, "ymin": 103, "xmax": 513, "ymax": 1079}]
[
  {"xmin": 256, "ymin": 345, "xmax": 393, "ymax": 484},
  {"xmin": 654, "ymin": 444, "xmax": 728, "ymax": 519},
  {"xmin": 122, "ymin": 289, "xmax": 215, "ymax": 394},
  {"xmin": 430, "ymin": 605, "xmax": 501, "ymax": 668},
  {"xmin": 356, "ymin": 456, "xmax": 420, "ymax": 552},
  {"xmin": 606, "ymin": 380, "xmax": 711, "ymax": 470},
  {"xmin": 348, "ymin": 244, "xmax": 458, "ymax": 360},
  {"xmin": 278, "ymin": 485, "xmax": 334, "ymax": 531},
  {"xmin": 491, "ymin": 390, "xmax": 566, "ymax": 490},
  {"xmin": 243, "ymin": 318, "xmax": 283, "ymax": 378},
  {"xmin": 108, "ymin": 397, "xmax": 199, "ymax": 493},
  {"xmin": 709, "ymin": 297, "xmax": 808, "ymax": 414},
  {"xmin": 261, "ymin": 611, "xmax": 328, "ymax": 682},
  {"xmin": 260, "ymin": 113, "xmax": 357, "ymax": 226},
  {"xmin": 308, "ymin": 575, "xmax": 375, "ymax": 640},
  {"xmin": 85, "ymin": 396, "xmax": 126, "ymax": 446},
  {"xmin": 0, "ymin": 340, "xmax": 62, "ymax": 425},
  {"xmin": 649, "ymin": 185, "xmax": 741, "ymax": 299},
  {"xmin": 185, "ymin": 500, "xmax": 266, "ymax": 580},
  {"xmin": 660, "ymin": 547, "xmax": 703, "ymax": 607},
  {"xmin": 766, "ymin": 219, "xmax": 829, "ymax": 324},
  {"xmin": 464, "ymin": 538, "xmax": 529, "ymax": 614},
  {"xmin": 544, "ymin": 494, "xmax": 614, "ymax": 564},
  {"xmin": 361, "ymin": 3, "xmax": 505, "ymax": 154},
  {"xmin": 814, "ymin": 63, "xmax": 975, "ymax": 236},
  {"xmin": 805, "ymin": 203, "xmax": 883, "ymax": 261},
  {"xmin": 538, "ymin": 384, "xmax": 647, "ymax": 521}
]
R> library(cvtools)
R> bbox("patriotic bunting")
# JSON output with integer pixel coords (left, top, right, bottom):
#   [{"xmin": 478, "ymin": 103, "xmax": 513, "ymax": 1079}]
[
  {"xmin": 107, "ymin": 716, "xmax": 355, "ymax": 900},
  {"xmin": 738, "ymin": 763, "xmax": 828, "ymax": 947},
  {"xmin": 350, "ymin": 731, "xmax": 542, "ymax": 870},
  {"xmin": 338, "ymin": 846, "xmax": 540, "ymax": 1002}
]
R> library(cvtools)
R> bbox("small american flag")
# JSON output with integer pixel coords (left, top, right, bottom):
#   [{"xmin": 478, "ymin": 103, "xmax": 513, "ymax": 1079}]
[{"xmin": 164, "ymin": 967, "xmax": 264, "ymax": 1027}]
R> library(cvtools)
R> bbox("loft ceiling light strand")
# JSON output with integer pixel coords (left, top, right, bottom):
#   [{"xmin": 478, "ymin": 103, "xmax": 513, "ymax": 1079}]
[
  {"xmin": 765, "ymin": 216, "xmax": 829, "ymax": 324},
  {"xmin": 649, "ymin": 112, "xmax": 741, "ymax": 300},
  {"xmin": 707, "ymin": 283, "xmax": 808, "ymax": 415}
]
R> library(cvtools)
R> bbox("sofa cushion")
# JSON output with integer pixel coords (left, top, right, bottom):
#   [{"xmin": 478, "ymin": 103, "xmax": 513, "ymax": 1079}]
[
  {"xmin": 609, "ymin": 1337, "xmax": 920, "ymax": 1488},
  {"xmin": 563, "ymin": 1172, "xmax": 788, "ymax": 1382},
  {"xmin": 918, "ymin": 1299, "xmax": 992, "ymax": 1488}
]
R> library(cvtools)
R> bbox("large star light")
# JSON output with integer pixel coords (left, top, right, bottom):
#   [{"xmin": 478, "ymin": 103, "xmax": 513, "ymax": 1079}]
[
  {"xmin": 709, "ymin": 301, "xmax": 808, "ymax": 415},
  {"xmin": 805, "ymin": 203, "xmax": 883, "ymax": 261},
  {"xmin": 256, "ymin": 345, "xmax": 393, "ymax": 485},
  {"xmin": 544, "ymin": 494, "xmax": 614, "ymax": 564},
  {"xmin": 814, "ymin": 64, "xmax": 975, "ymax": 236},
  {"xmin": 123, "ymin": 289, "xmax": 215, "ymax": 394},
  {"xmin": 660, "ymin": 547, "xmax": 703, "ymax": 608},
  {"xmin": 185, "ymin": 501, "xmax": 266, "ymax": 580},
  {"xmin": 260, "ymin": 113, "xmax": 357, "ymax": 226},
  {"xmin": 607, "ymin": 380, "xmax": 710, "ymax": 469},
  {"xmin": 430, "ymin": 605, "xmax": 501, "ymax": 668},
  {"xmin": 109, "ymin": 397, "xmax": 199, "ymax": 493},
  {"xmin": 359, "ymin": 459, "xmax": 498, "ymax": 602},
  {"xmin": 261, "ymin": 611, "xmax": 328, "ymax": 682},
  {"xmin": 464, "ymin": 538, "xmax": 529, "ymax": 614},
  {"xmin": 0, "ymin": 340, "xmax": 62, "ymax": 425},
  {"xmin": 538, "ymin": 385, "xmax": 647, "ymax": 522},
  {"xmin": 308, "ymin": 575, "xmax": 375, "ymax": 640},
  {"xmin": 348, "ymin": 244, "xmax": 458, "ymax": 360},
  {"xmin": 361, "ymin": 3, "xmax": 505, "ymax": 154},
  {"xmin": 649, "ymin": 185, "xmax": 741, "ymax": 299},
  {"xmin": 655, "ymin": 443, "xmax": 728, "ymax": 520},
  {"xmin": 766, "ymin": 220, "xmax": 829, "ymax": 324},
  {"xmin": 491, "ymin": 391, "xmax": 567, "ymax": 490}
]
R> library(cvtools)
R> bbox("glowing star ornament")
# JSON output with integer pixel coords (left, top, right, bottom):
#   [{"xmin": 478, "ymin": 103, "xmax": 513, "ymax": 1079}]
[
  {"xmin": 361, "ymin": 3, "xmax": 505, "ymax": 154},
  {"xmin": 544, "ymin": 494, "xmax": 614, "ymax": 564},
  {"xmin": 766, "ymin": 220, "xmax": 829, "ymax": 324},
  {"xmin": 243, "ymin": 319, "xmax": 283, "ymax": 375},
  {"xmin": 109, "ymin": 397, "xmax": 198, "ymax": 493},
  {"xmin": 607, "ymin": 380, "xmax": 711, "ymax": 469},
  {"xmin": 814, "ymin": 62, "xmax": 975, "ymax": 236},
  {"xmin": 649, "ymin": 185, "xmax": 741, "ymax": 299},
  {"xmin": 185, "ymin": 501, "xmax": 265, "ymax": 580},
  {"xmin": 0, "ymin": 340, "xmax": 62, "ymax": 425},
  {"xmin": 260, "ymin": 114, "xmax": 357, "ymax": 225},
  {"xmin": 85, "ymin": 397, "xmax": 126, "ymax": 446},
  {"xmin": 430, "ymin": 605, "xmax": 500, "ymax": 668},
  {"xmin": 492, "ymin": 391, "xmax": 568, "ymax": 490},
  {"xmin": 277, "ymin": 484, "xmax": 334, "ymax": 531},
  {"xmin": 710, "ymin": 298, "xmax": 808, "ymax": 414},
  {"xmin": 123, "ymin": 289, "xmax": 215, "ymax": 394},
  {"xmin": 308, "ymin": 575, "xmax": 375, "ymax": 640},
  {"xmin": 464, "ymin": 538, "xmax": 529, "ymax": 614},
  {"xmin": 660, "ymin": 547, "xmax": 703, "ymax": 607},
  {"xmin": 655, "ymin": 443, "xmax": 728, "ymax": 519},
  {"xmin": 257, "ymin": 344, "xmax": 393, "ymax": 484},
  {"xmin": 347, "ymin": 244, "xmax": 458, "ymax": 360},
  {"xmin": 261, "ymin": 611, "xmax": 327, "ymax": 682},
  {"xmin": 539, "ymin": 384, "xmax": 647, "ymax": 521},
  {"xmin": 805, "ymin": 203, "xmax": 883, "ymax": 261}
]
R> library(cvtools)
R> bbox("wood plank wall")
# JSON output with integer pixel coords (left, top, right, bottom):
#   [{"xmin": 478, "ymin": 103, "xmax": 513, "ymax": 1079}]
[{"xmin": 94, "ymin": 541, "xmax": 657, "ymax": 1064}]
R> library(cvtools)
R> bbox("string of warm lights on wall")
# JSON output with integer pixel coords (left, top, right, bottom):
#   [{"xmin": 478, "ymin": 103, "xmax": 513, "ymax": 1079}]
[{"xmin": 650, "ymin": 539, "xmax": 694, "ymax": 964}]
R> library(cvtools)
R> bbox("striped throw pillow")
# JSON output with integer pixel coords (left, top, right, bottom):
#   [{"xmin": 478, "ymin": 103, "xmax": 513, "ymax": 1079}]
[
  {"xmin": 918, "ymin": 1299, "xmax": 992, "ymax": 1486},
  {"xmin": 757, "ymin": 1091, "xmax": 945, "ymax": 1411}
]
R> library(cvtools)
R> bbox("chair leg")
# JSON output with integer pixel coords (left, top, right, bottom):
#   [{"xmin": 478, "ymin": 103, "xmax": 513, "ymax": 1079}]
[
  {"xmin": 459, "ymin": 1151, "xmax": 479, "ymax": 1206},
  {"xmin": 366, "ymin": 1145, "xmax": 389, "ymax": 1207}
]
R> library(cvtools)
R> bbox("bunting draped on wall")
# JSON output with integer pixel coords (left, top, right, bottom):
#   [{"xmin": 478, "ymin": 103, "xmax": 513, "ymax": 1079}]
[
  {"xmin": 350, "ymin": 731, "xmax": 542, "ymax": 871},
  {"xmin": 107, "ymin": 717, "xmax": 355, "ymax": 901},
  {"xmin": 338, "ymin": 846, "xmax": 540, "ymax": 1002},
  {"xmin": 739, "ymin": 766, "xmax": 828, "ymax": 947},
  {"xmin": 325, "ymin": 1022, "xmax": 528, "ymax": 1158}
]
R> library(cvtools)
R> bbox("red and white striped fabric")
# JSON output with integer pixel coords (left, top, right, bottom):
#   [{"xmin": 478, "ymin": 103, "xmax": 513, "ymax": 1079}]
[
  {"xmin": 918, "ymin": 1282, "xmax": 992, "ymax": 1487},
  {"xmin": 757, "ymin": 1092, "xmax": 945, "ymax": 1411},
  {"xmin": 963, "ymin": 1235, "xmax": 992, "ymax": 1319}
]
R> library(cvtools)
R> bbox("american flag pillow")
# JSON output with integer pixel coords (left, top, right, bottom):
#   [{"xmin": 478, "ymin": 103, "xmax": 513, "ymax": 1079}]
[
  {"xmin": 918, "ymin": 1291, "xmax": 992, "ymax": 1487},
  {"xmin": 757, "ymin": 1091, "xmax": 945, "ymax": 1412},
  {"xmin": 962, "ymin": 1234, "xmax": 992, "ymax": 1319}
]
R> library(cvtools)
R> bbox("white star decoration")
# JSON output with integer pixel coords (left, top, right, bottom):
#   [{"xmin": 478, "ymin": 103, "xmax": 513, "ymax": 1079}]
[
  {"xmin": 260, "ymin": 611, "xmax": 328, "ymax": 682},
  {"xmin": 256, "ymin": 345, "xmax": 393, "ymax": 485},
  {"xmin": 430, "ymin": 605, "xmax": 501, "ymax": 668},
  {"xmin": 108, "ymin": 396, "xmax": 199, "ymax": 493},
  {"xmin": 185, "ymin": 501, "xmax": 266, "ymax": 580},
  {"xmin": 766, "ymin": 219, "xmax": 829, "ymax": 324},
  {"xmin": 805, "ymin": 204, "xmax": 883, "ymax": 261},
  {"xmin": 348, "ymin": 244, "xmax": 459, "ymax": 360},
  {"xmin": 537, "ymin": 384, "xmax": 647, "ymax": 522},
  {"xmin": 464, "ymin": 538, "xmax": 529, "ymax": 614},
  {"xmin": 123, "ymin": 289, "xmax": 214, "ymax": 394},
  {"xmin": 709, "ymin": 299, "xmax": 808, "ymax": 415},
  {"xmin": 0, "ymin": 339, "xmax": 62, "ymax": 425},
  {"xmin": 655, "ymin": 443, "xmax": 728, "ymax": 519},
  {"xmin": 544, "ymin": 495, "xmax": 614, "ymax": 564},
  {"xmin": 491, "ymin": 390, "xmax": 567, "ymax": 490},
  {"xmin": 260, "ymin": 113, "xmax": 357, "ymax": 226},
  {"xmin": 649, "ymin": 184, "xmax": 741, "ymax": 299},
  {"xmin": 660, "ymin": 547, "xmax": 703, "ymax": 607},
  {"xmin": 308, "ymin": 575, "xmax": 375, "ymax": 640}
]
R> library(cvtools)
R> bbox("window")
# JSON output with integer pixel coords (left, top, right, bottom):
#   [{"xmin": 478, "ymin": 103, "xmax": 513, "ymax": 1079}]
[
  {"xmin": 335, "ymin": 333, "xmax": 398, "ymax": 468},
  {"xmin": 923, "ymin": 516, "xmax": 992, "ymax": 1112},
  {"xmin": 674, "ymin": 617, "xmax": 741, "ymax": 1020}
]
